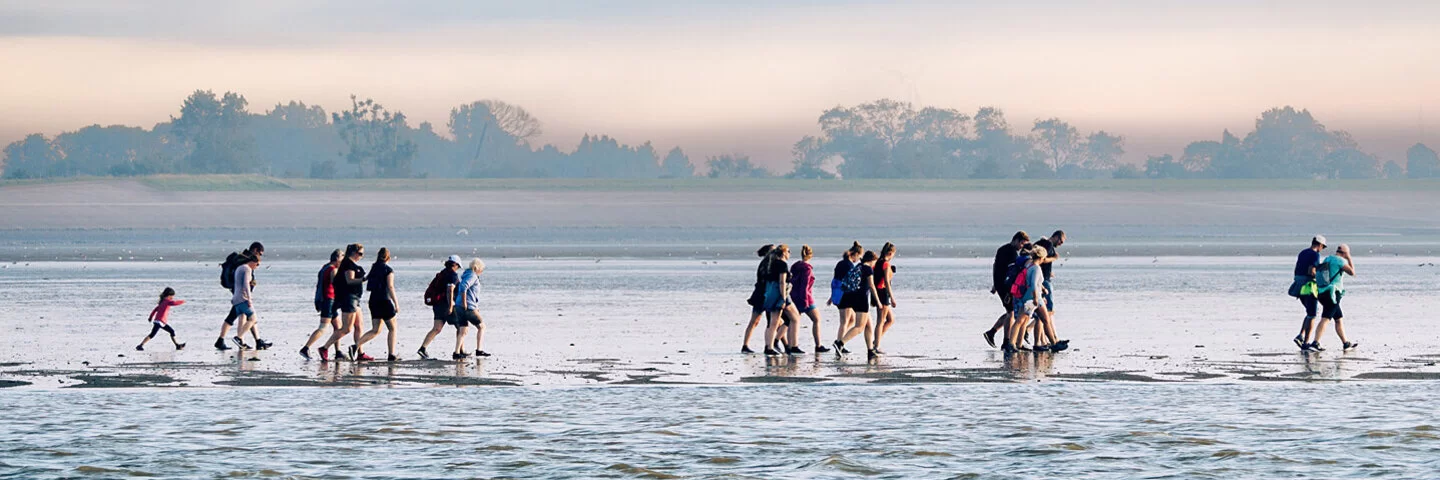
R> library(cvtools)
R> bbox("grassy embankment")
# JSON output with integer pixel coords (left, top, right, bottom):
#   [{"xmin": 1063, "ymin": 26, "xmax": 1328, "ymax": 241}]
[{"xmin": 2, "ymin": 174, "xmax": 1436, "ymax": 192}]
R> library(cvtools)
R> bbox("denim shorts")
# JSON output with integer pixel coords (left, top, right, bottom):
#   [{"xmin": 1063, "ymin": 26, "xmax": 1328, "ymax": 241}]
[
  {"xmin": 233, "ymin": 301, "xmax": 255, "ymax": 317},
  {"xmin": 1042, "ymin": 279, "xmax": 1055, "ymax": 311},
  {"xmin": 338, "ymin": 295, "xmax": 362, "ymax": 314},
  {"xmin": 315, "ymin": 298, "xmax": 339, "ymax": 319}
]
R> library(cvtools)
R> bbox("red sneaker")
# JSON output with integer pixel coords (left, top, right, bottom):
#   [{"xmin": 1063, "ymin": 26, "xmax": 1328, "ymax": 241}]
[
  {"xmin": 319, "ymin": 347, "xmax": 330, "ymax": 361},
  {"xmin": 357, "ymin": 353, "xmax": 375, "ymax": 361}
]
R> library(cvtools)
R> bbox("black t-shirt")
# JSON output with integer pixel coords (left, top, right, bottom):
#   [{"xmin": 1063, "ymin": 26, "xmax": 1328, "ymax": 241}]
[
  {"xmin": 335, "ymin": 259, "xmax": 366, "ymax": 298},
  {"xmin": 367, "ymin": 262, "xmax": 393, "ymax": 295},
  {"xmin": 1035, "ymin": 238, "xmax": 1058, "ymax": 280},
  {"xmin": 759, "ymin": 256, "xmax": 787, "ymax": 283},
  {"xmin": 833, "ymin": 259, "xmax": 852, "ymax": 281},
  {"xmin": 993, "ymin": 244, "xmax": 1019, "ymax": 290},
  {"xmin": 859, "ymin": 264, "xmax": 874, "ymax": 293}
]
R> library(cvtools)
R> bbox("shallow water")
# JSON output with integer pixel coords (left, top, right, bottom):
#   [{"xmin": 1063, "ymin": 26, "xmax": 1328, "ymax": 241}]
[{"xmin": 3, "ymin": 383, "xmax": 1440, "ymax": 478}]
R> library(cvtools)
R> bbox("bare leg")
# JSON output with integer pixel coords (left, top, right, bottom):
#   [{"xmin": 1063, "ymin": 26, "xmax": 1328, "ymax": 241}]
[
  {"xmin": 835, "ymin": 308, "xmax": 854, "ymax": 345},
  {"xmin": 1333, "ymin": 318, "xmax": 1349, "ymax": 344},
  {"xmin": 806, "ymin": 309, "xmax": 823, "ymax": 348},
  {"xmin": 1310, "ymin": 318, "xmax": 1330, "ymax": 346},
  {"xmin": 421, "ymin": 320, "xmax": 445, "ymax": 350},
  {"xmin": 473, "ymin": 319, "xmax": 486, "ymax": 353},
  {"xmin": 454, "ymin": 325, "xmax": 470, "ymax": 354},
  {"xmin": 319, "ymin": 314, "xmax": 354, "ymax": 350},
  {"xmin": 763, "ymin": 311, "xmax": 783, "ymax": 351},
  {"xmin": 742, "ymin": 310, "xmax": 763, "ymax": 349},
  {"xmin": 784, "ymin": 307, "xmax": 800, "ymax": 349},
  {"xmin": 304, "ymin": 318, "xmax": 335, "ymax": 349},
  {"xmin": 356, "ymin": 317, "xmax": 384, "ymax": 354},
  {"xmin": 385, "ymin": 318, "xmax": 398, "ymax": 357}
]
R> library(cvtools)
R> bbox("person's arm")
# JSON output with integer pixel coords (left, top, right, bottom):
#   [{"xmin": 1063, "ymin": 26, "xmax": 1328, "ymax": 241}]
[
  {"xmin": 1341, "ymin": 256, "xmax": 1356, "ymax": 276},
  {"xmin": 866, "ymin": 274, "xmax": 880, "ymax": 306},
  {"xmin": 148, "ymin": 305, "xmax": 160, "ymax": 322},
  {"xmin": 386, "ymin": 272, "xmax": 398, "ymax": 313},
  {"xmin": 888, "ymin": 266, "xmax": 897, "ymax": 307},
  {"xmin": 460, "ymin": 278, "xmax": 471, "ymax": 311},
  {"xmin": 345, "ymin": 269, "xmax": 361, "ymax": 286},
  {"xmin": 779, "ymin": 271, "xmax": 789, "ymax": 299},
  {"xmin": 446, "ymin": 282, "xmax": 456, "ymax": 314}
]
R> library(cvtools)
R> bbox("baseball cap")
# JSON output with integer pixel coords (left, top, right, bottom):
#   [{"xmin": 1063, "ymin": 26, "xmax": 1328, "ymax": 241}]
[
  {"xmin": 446, "ymin": 255, "xmax": 462, "ymax": 265},
  {"xmin": 1312, "ymin": 235, "xmax": 1327, "ymax": 246}
]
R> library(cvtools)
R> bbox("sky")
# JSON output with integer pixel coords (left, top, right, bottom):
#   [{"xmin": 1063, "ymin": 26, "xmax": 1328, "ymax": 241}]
[{"xmin": 2, "ymin": 0, "xmax": 1438, "ymax": 168}]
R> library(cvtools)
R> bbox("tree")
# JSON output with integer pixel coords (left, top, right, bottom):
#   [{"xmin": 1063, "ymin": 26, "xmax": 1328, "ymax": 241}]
[
  {"xmin": 968, "ymin": 107, "xmax": 1030, "ymax": 178},
  {"xmin": 1, "ymin": 134, "xmax": 61, "ymax": 178},
  {"xmin": 787, "ymin": 136, "xmax": 836, "ymax": 179},
  {"xmin": 1322, "ymin": 148, "xmax": 1379, "ymax": 179},
  {"xmin": 170, "ymin": 90, "xmax": 255, "ymax": 173},
  {"xmin": 1031, "ymin": 118, "xmax": 1080, "ymax": 173},
  {"xmin": 1112, "ymin": 163, "xmax": 1143, "ymax": 179},
  {"xmin": 1382, "ymin": 161, "xmax": 1405, "ymax": 179},
  {"xmin": 53, "ymin": 125, "xmax": 166, "ymax": 176},
  {"xmin": 812, "ymin": 99, "xmax": 972, "ymax": 179},
  {"xmin": 1145, "ymin": 154, "xmax": 1186, "ymax": 179},
  {"xmin": 1081, "ymin": 131, "xmax": 1125, "ymax": 171},
  {"xmin": 660, "ymin": 147, "xmax": 694, "ymax": 178},
  {"xmin": 706, "ymin": 154, "xmax": 770, "ymax": 178},
  {"xmin": 251, "ymin": 101, "xmax": 340, "ymax": 177},
  {"xmin": 479, "ymin": 100, "xmax": 542, "ymax": 142},
  {"xmin": 1407, "ymin": 143, "xmax": 1439, "ymax": 178},
  {"xmin": 1239, "ymin": 107, "xmax": 1335, "ymax": 178},
  {"xmin": 333, "ymin": 95, "xmax": 417, "ymax": 178}
]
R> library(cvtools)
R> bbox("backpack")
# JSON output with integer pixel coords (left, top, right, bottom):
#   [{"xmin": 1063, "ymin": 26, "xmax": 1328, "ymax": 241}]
[
  {"xmin": 841, "ymin": 262, "xmax": 864, "ymax": 292},
  {"xmin": 1314, "ymin": 258, "xmax": 1340, "ymax": 291},
  {"xmin": 1001, "ymin": 254, "xmax": 1027, "ymax": 294},
  {"xmin": 423, "ymin": 270, "xmax": 449, "ymax": 306},
  {"xmin": 1010, "ymin": 266, "xmax": 1031, "ymax": 299},
  {"xmin": 219, "ymin": 252, "xmax": 245, "ymax": 291}
]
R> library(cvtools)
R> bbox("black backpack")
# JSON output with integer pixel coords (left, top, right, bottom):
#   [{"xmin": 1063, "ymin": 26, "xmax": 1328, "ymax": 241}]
[{"xmin": 219, "ymin": 252, "xmax": 245, "ymax": 291}]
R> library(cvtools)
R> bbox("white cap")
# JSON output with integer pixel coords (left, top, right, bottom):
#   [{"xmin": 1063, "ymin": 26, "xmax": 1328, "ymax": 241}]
[
  {"xmin": 1312, "ymin": 235, "xmax": 1327, "ymax": 246},
  {"xmin": 446, "ymin": 254, "xmax": 463, "ymax": 265}
]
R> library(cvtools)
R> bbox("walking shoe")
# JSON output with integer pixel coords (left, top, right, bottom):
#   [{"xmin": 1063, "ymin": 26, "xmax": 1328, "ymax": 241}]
[
  {"xmin": 1051, "ymin": 342, "xmax": 1069, "ymax": 352},
  {"xmin": 1001, "ymin": 343, "xmax": 1017, "ymax": 354},
  {"xmin": 356, "ymin": 353, "xmax": 375, "ymax": 362},
  {"xmin": 175, "ymin": 343, "xmax": 186, "ymax": 350},
  {"xmin": 348, "ymin": 345, "xmax": 358, "ymax": 360},
  {"xmin": 814, "ymin": 345, "xmax": 831, "ymax": 353},
  {"xmin": 983, "ymin": 330, "xmax": 997, "ymax": 348},
  {"xmin": 763, "ymin": 348, "xmax": 780, "ymax": 356},
  {"xmin": 387, "ymin": 355, "xmax": 399, "ymax": 362},
  {"xmin": 232, "ymin": 336, "xmax": 250, "ymax": 350},
  {"xmin": 786, "ymin": 346, "xmax": 806, "ymax": 355},
  {"xmin": 1300, "ymin": 342, "xmax": 1312, "ymax": 352},
  {"xmin": 299, "ymin": 347, "xmax": 311, "ymax": 360},
  {"xmin": 1292, "ymin": 335, "xmax": 1305, "ymax": 350},
  {"xmin": 135, "ymin": 345, "xmax": 144, "ymax": 351},
  {"xmin": 334, "ymin": 348, "xmax": 351, "ymax": 361},
  {"xmin": 452, "ymin": 351, "xmax": 471, "ymax": 360},
  {"xmin": 741, "ymin": 345, "xmax": 755, "ymax": 354},
  {"xmin": 832, "ymin": 340, "xmax": 844, "ymax": 355},
  {"xmin": 214, "ymin": 338, "xmax": 231, "ymax": 351},
  {"xmin": 255, "ymin": 339, "xmax": 273, "ymax": 350},
  {"xmin": 1309, "ymin": 343, "xmax": 1326, "ymax": 352},
  {"xmin": 867, "ymin": 349, "xmax": 878, "ymax": 360},
  {"xmin": 475, "ymin": 351, "xmax": 492, "ymax": 357},
  {"xmin": 417, "ymin": 347, "xmax": 432, "ymax": 360},
  {"xmin": 318, "ymin": 347, "xmax": 330, "ymax": 361},
  {"xmin": 1343, "ymin": 342, "xmax": 1359, "ymax": 351}
]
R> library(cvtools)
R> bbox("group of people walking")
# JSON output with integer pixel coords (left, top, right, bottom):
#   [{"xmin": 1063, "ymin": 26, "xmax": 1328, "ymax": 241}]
[
  {"xmin": 979, "ymin": 230, "xmax": 1070, "ymax": 354},
  {"xmin": 1289, "ymin": 235, "xmax": 1358, "ymax": 351},
  {"xmin": 134, "ymin": 241, "xmax": 495, "ymax": 362},
  {"xmin": 740, "ymin": 241, "xmax": 901, "ymax": 360}
]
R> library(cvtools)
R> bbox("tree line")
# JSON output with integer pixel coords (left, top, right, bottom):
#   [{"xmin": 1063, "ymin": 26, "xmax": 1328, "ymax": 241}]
[{"xmin": 3, "ymin": 91, "xmax": 1437, "ymax": 180}]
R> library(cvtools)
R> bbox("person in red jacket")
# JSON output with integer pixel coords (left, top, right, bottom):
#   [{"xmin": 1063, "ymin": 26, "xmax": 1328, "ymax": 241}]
[{"xmin": 136, "ymin": 287, "xmax": 186, "ymax": 351}]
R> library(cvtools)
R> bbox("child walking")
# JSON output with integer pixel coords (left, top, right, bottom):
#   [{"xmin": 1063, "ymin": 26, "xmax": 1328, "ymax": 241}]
[{"xmin": 137, "ymin": 287, "xmax": 187, "ymax": 351}]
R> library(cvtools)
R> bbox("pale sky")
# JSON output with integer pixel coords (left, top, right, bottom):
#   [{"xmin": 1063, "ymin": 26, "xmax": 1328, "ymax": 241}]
[{"xmin": 2, "ymin": 0, "xmax": 1438, "ymax": 168}]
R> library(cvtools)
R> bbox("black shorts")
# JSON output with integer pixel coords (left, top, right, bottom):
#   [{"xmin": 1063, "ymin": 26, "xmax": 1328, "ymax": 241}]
[
  {"xmin": 840, "ymin": 291, "xmax": 869, "ymax": 314},
  {"xmin": 338, "ymin": 295, "xmax": 362, "ymax": 314},
  {"xmin": 875, "ymin": 288, "xmax": 892, "ymax": 307},
  {"xmin": 369, "ymin": 297, "xmax": 396, "ymax": 319},
  {"xmin": 433, "ymin": 304, "xmax": 456, "ymax": 322},
  {"xmin": 453, "ymin": 309, "xmax": 482, "ymax": 327},
  {"xmin": 224, "ymin": 304, "xmax": 239, "ymax": 325},
  {"xmin": 1299, "ymin": 295, "xmax": 1318, "ymax": 317},
  {"xmin": 1318, "ymin": 292, "xmax": 1344, "ymax": 319},
  {"xmin": 996, "ymin": 290, "xmax": 1014, "ymax": 313}
]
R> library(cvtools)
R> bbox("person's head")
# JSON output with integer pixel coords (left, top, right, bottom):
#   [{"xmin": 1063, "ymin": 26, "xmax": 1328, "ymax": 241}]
[
  {"xmin": 773, "ymin": 244, "xmax": 790, "ymax": 261},
  {"xmin": 861, "ymin": 250, "xmax": 878, "ymax": 264},
  {"xmin": 446, "ymin": 254, "xmax": 463, "ymax": 270},
  {"xmin": 247, "ymin": 242, "xmax": 265, "ymax": 257},
  {"xmin": 375, "ymin": 247, "xmax": 391, "ymax": 263},
  {"xmin": 1011, "ymin": 231, "xmax": 1030, "ymax": 248},
  {"xmin": 329, "ymin": 248, "xmax": 343, "ymax": 265},
  {"xmin": 1029, "ymin": 245, "xmax": 1048, "ymax": 260},
  {"xmin": 880, "ymin": 242, "xmax": 896, "ymax": 260},
  {"xmin": 800, "ymin": 245, "xmax": 813, "ymax": 262},
  {"xmin": 1336, "ymin": 243, "xmax": 1350, "ymax": 257},
  {"xmin": 847, "ymin": 241, "xmax": 863, "ymax": 260},
  {"xmin": 468, "ymin": 258, "xmax": 486, "ymax": 274},
  {"xmin": 1311, "ymin": 234, "xmax": 1328, "ymax": 250},
  {"xmin": 159, "ymin": 287, "xmax": 175, "ymax": 301},
  {"xmin": 1051, "ymin": 230, "xmax": 1066, "ymax": 247},
  {"xmin": 345, "ymin": 243, "xmax": 364, "ymax": 261},
  {"xmin": 246, "ymin": 254, "xmax": 260, "ymax": 267},
  {"xmin": 756, "ymin": 244, "xmax": 774, "ymax": 257}
]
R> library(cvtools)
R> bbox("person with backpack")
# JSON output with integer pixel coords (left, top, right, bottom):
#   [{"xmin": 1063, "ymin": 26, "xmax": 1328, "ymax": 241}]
[
  {"xmin": 301, "ymin": 249, "xmax": 343, "ymax": 360},
  {"xmin": 230, "ymin": 254, "xmax": 263, "ymax": 350},
  {"xmin": 829, "ymin": 242, "xmax": 863, "ymax": 355},
  {"xmin": 136, "ymin": 287, "xmax": 186, "ymax": 351},
  {"xmin": 318, "ymin": 244, "xmax": 367, "ymax": 361},
  {"xmin": 1003, "ymin": 245, "xmax": 1048, "ymax": 353},
  {"xmin": 355, "ymin": 247, "xmax": 400, "ymax": 361},
  {"xmin": 740, "ymin": 244, "xmax": 775, "ymax": 354},
  {"xmin": 757, "ymin": 245, "xmax": 796, "ymax": 355},
  {"xmin": 1306, "ymin": 243, "xmax": 1358, "ymax": 351},
  {"xmin": 871, "ymin": 242, "xmax": 899, "ymax": 354},
  {"xmin": 836, "ymin": 250, "xmax": 883, "ymax": 360},
  {"xmin": 418, "ymin": 255, "xmax": 463, "ymax": 360},
  {"xmin": 215, "ymin": 242, "xmax": 270, "ymax": 351},
  {"xmin": 982, "ymin": 232, "xmax": 1029, "ymax": 349},
  {"xmin": 1289, "ymin": 235, "xmax": 1326, "ymax": 350}
]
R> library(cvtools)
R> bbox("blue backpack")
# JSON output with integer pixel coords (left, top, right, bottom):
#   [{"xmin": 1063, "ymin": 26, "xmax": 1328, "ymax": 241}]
[{"xmin": 841, "ymin": 263, "xmax": 863, "ymax": 292}]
